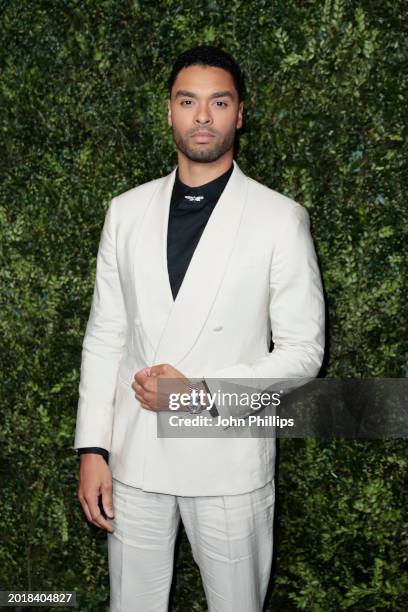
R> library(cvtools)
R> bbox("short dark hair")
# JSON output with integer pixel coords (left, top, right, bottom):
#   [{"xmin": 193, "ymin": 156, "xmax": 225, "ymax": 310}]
[{"xmin": 167, "ymin": 45, "xmax": 245, "ymax": 102}]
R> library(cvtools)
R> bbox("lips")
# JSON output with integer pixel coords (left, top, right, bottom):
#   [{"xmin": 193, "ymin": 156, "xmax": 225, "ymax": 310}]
[{"xmin": 191, "ymin": 132, "xmax": 215, "ymax": 142}]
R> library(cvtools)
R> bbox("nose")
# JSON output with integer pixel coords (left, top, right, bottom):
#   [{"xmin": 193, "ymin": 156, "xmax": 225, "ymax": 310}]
[{"xmin": 194, "ymin": 102, "xmax": 212, "ymax": 126}]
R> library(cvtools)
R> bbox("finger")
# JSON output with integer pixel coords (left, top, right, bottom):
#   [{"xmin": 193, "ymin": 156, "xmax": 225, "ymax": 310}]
[
  {"xmin": 94, "ymin": 508, "xmax": 114, "ymax": 532},
  {"xmin": 131, "ymin": 381, "xmax": 143, "ymax": 393},
  {"xmin": 80, "ymin": 497, "xmax": 105, "ymax": 529},
  {"xmin": 87, "ymin": 494, "xmax": 114, "ymax": 532},
  {"xmin": 133, "ymin": 381, "xmax": 149, "ymax": 401},
  {"xmin": 139, "ymin": 402, "xmax": 153, "ymax": 410},
  {"xmin": 134, "ymin": 370, "xmax": 149, "ymax": 385},
  {"xmin": 136, "ymin": 396, "xmax": 153, "ymax": 409},
  {"xmin": 134, "ymin": 392, "xmax": 151, "ymax": 409},
  {"xmin": 150, "ymin": 364, "xmax": 165, "ymax": 376},
  {"xmin": 142, "ymin": 378, "xmax": 157, "ymax": 393},
  {"xmin": 78, "ymin": 494, "xmax": 94, "ymax": 524},
  {"xmin": 134, "ymin": 383, "xmax": 154, "ymax": 399},
  {"xmin": 101, "ymin": 484, "xmax": 114, "ymax": 520},
  {"xmin": 137, "ymin": 390, "xmax": 156, "ymax": 409},
  {"xmin": 135, "ymin": 389, "xmax": 147, "ymax": 403},
  {"xmin": 143, "ymin": 391, "xmax": 155, "ymax": 404}
]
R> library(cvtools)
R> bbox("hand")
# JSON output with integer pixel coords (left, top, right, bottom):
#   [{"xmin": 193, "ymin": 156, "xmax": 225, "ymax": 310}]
[
  {"xmin": 77, "ymin": 454, "xmax": 114, "ymax": 533},
  {"xmin": 131, "ymin": 363, "xmax": 189, "ymax": 411}
]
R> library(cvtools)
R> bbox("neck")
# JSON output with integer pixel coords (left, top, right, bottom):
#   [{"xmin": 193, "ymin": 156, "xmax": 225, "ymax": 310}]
[{"xmin": 176, "ymin": 150, "xmax": 233, "ymax": 187}]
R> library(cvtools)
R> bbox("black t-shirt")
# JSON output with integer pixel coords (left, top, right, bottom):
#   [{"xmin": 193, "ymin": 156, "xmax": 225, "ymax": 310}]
[{"xmin": 167, "ymin": 163, "xmax": 234, "ymax": 299}]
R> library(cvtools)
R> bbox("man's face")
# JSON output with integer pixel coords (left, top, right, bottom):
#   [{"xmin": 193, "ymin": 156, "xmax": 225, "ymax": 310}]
[{"xmin": 167, "ymin": 65, "xmax": 243, "ymax": 163}]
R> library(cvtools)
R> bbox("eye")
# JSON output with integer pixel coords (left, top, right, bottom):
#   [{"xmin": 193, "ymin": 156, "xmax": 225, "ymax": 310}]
[
  {"xmin": 180, "ymin": 99, "xmax": 193, "ymax": 106},
  {"xmin": 214, "ymin": 101, "xmax": 228, "ymax": 107}
]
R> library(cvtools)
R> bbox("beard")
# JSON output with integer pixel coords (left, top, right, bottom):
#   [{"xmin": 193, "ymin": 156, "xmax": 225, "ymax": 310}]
[{"xmin": 171, "ymin": 125, "xmax": 236, "ymax": 163}]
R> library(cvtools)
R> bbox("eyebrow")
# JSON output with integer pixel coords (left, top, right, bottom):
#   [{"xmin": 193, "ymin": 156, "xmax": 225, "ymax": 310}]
[{"xmin": 174, "ymin": 90, "xmax": 235, "ymax": 100}]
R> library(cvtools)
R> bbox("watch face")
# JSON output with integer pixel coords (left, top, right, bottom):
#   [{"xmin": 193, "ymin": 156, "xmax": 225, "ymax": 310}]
[{"xmin": 188, "ymin": 402, "xmax": 203, "ymax": 414}]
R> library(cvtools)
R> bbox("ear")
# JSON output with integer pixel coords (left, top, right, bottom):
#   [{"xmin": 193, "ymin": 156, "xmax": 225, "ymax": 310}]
[
  {"xmin": 167, "ymin": 99, "xmax": 172, "ymax": 127},
  {"xmin": 236, "ymin": 101, "xmax": 244, "ymax": 130}
]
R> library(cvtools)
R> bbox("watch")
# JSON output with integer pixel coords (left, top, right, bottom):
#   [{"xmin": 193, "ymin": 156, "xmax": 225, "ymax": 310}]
[{"xmin": 186, "ymin": 380, "xmax": 206, "ymax": 414}]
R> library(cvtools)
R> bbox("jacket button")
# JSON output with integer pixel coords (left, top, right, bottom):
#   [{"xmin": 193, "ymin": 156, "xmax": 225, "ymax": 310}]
[
  {"xmin": 213, "ymin": 325, "xmax": 223, "ymax": 332},
  {"xmin": 134, "ymin": 318, "xmax": 141, "ymax": 326}
]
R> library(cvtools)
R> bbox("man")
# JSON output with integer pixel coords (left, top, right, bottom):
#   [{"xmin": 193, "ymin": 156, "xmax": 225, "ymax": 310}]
[{"xmin": 74, "ymin": 45, "xmax": 325, "ymax": 612}]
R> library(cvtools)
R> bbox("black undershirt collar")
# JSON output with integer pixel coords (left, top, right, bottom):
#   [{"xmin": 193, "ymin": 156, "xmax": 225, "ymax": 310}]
[{"xmin": 171, "ymin": 163, "xmax": 234, "ymax": 212}]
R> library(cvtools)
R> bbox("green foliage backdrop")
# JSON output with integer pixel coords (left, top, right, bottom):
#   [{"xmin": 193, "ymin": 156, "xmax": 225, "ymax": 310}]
[{"xmin": 1, "ymin": 1, "xmax": 406, "ymax": 610}]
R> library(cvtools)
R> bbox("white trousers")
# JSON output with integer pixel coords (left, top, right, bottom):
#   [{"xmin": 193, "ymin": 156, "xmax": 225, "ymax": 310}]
[{"xmin": 108, "ymin": 478, "xmax": 275, "ymax": 612}]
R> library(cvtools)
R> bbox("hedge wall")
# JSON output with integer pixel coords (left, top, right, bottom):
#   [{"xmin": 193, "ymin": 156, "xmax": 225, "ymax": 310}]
[{"xmin": 1, "ymin": 1, "xmax": 406, "ymax": 610}]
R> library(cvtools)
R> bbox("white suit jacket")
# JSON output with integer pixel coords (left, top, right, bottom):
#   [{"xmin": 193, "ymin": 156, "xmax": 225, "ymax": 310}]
[{"xmin": 74, "ymin": 160, "xmax": 325, "ymax": 496}]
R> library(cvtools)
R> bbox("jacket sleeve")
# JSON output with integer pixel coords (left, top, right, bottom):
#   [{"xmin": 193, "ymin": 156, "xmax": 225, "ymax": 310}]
[
  {"xmin": 77, "ymin": 447, "xmax": 109, "ymax": 464},
  {"xmin": 74, "ymin": 198, "xmax": 128, "ymax": 450},
  {"xmin": 203, "ymin": 204, "xmax": 325, "ymax": 419}
]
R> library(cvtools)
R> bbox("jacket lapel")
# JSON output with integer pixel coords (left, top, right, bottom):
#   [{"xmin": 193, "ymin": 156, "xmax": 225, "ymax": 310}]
[
  {"xmin": 132, "ymin": 167, "xmax": 176, "ymax": 357},
  {"xmin": 133, "ymin": 159, "xmax": 249, "ymax": 366}
]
